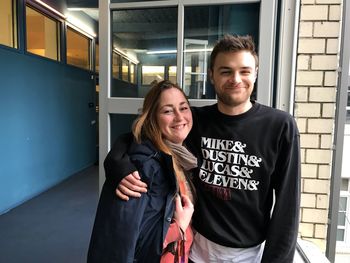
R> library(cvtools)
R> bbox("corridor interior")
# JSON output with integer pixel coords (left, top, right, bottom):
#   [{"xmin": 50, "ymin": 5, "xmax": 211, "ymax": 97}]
[{"xmin": 0, "ymin": 165, "xmax": 99, "ymax": 263}]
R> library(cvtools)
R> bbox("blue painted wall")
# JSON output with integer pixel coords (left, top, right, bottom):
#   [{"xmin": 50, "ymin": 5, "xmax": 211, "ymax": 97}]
[{"xmin": 0, "ymin": 48, "xmax": 97, "ymax": 214}]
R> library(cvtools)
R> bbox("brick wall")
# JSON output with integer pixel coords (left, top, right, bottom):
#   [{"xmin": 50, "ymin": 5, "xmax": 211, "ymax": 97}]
[{"xmin": 295, "ymin": 0, "xmax": 342, "ymax": 251}]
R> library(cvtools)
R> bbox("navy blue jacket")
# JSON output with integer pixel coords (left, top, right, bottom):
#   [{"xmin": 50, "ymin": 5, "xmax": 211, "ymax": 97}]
[{"xmin": 87, "ymin": 140, "xmax": 178, "ymax": 263}]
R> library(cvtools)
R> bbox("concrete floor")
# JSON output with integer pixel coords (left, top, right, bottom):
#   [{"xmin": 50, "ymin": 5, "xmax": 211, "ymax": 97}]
[
  {"xmin": 1, "ymin": 164, "xmax": 349, "ymax": 263},
  {"xmin": 0, "ymin": 165, "xmax": 99, "ymax": 263}
]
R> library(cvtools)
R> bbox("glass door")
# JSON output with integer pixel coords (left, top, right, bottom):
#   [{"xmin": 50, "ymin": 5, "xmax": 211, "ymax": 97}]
[{"xmin": 99, "ymin": 0, "xmax": 279, "ymax": 186}]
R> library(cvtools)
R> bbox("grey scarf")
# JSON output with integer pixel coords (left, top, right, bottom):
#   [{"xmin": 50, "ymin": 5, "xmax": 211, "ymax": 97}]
[{"xmin": 165, "ymin": 140, "xmax": 197, "ymax": 171}]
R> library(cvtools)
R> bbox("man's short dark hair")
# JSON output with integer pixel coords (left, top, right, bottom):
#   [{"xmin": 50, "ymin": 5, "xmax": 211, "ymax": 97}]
[{"xmin": 210, "ymin": 35, "xmax": 259, "ymax": 70}]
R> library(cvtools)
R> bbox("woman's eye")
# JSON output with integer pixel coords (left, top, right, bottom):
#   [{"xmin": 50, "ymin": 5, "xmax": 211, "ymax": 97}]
[
  {"xmin": 163, "ymin": 109, "xmax": 173, "ymax": 114},
  {"xmin": 180, "ymin": 106, "xmax": 189, "ymax": 111}
]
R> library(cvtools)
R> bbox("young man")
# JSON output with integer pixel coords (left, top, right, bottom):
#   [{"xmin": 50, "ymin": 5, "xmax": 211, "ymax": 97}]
[{"xmin": 112, "ymin": 35, "xmax": 301, "ymax": 262}]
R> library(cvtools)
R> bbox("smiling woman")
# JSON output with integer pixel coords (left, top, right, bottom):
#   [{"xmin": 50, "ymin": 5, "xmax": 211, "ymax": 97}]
[{"xmin": 88, "ymin": 80, "xmax": 197, "ymax": 263}]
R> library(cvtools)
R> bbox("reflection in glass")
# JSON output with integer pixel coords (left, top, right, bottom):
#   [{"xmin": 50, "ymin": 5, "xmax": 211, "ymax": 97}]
[
  {"xmin": 26, "ymin": 6, "xmax": 59, "ymax": 61},
  {"xmin": 111, "ymin": 4, "xmax": 259, "ymax": 99},
  {"xmin": 339, "ymin": 197, "xmax": 347, "ymax": 212},
  {"xmin": 130, "ymin": 63, "xmax": 136, "ymax": 84},
  {"xmin": 168, "ymin": 66, "xmax": 177, "ymax": 84},
  {"xmin": 67, "ymin": 27, "xmax": 91, "ymax": 70},
  {"xmin": 0, "ymin": 0, "xmax": 17, "ymax": 48},
  {"xmin": 95, "ymin": 43, "xmax": 99, "ymax": 73},
  {"xmin": 341, "ymin": 178, "xmax": 349, "ymax": 191},
  {"xmin": 338, "ymin": 211, "xmax": 346, "ymax": 226},
  {"xmin": 112, "ymin": 7, "xmax": 177, "ymax": 97},
  {"xmin": 110, "ymin": 114, "xmax": 138, "ymax": 147},
  {"xmin": 184, "ymin": 3, "xmax": 259, "ymax": 99},
  {"xmin": 142, "ymin": 66, "xmax": 164, "ymax": 85},
  {"xmin": 337, "ymin": 229, "xmax": 345, "ymax": 241},
  {"xmin": 122, "ymin": 58, "xmax": 129, "ymax": 82},
  {"xmin": 112, "ymin": 52, "xmax": 121, "ymax": 79}
]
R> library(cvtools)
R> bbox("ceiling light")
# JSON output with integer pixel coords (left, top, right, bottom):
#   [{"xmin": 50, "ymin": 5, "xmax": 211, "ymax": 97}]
[
  {"xmin": 66, "ymin": 15, "xmax": 96, "ymax": 38},
  {"xmin": 146, "ymin": 48, "xmax": 213, "ymax": 55},
  {"xmin": 34, "ymin": 0, "xmax": 66, "ymax": 18}
]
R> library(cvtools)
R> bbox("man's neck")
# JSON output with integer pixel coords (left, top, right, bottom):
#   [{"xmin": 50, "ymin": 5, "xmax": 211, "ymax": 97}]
[{"xmin": 217, "ymin": 101, "xmax": 253, "ymax": 116}]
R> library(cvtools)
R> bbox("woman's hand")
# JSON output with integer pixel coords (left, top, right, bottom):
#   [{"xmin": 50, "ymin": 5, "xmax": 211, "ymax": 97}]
[
  {"xmin": 173, "ymin": 194, "xmax": 194, "ymax": 232},
  {"xmin": 116, "ymin": 171, "xmax": 148, "ymax": 201}
]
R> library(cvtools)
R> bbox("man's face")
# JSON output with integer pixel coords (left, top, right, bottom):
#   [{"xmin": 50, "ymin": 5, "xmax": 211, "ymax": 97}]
[{"xmin": 210, "ymin": 51, "xmax": 257, "ymax": 110}]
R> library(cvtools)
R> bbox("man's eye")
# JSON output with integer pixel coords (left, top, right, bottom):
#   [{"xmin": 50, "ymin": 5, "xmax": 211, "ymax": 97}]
[
  {"xmin": 220, "ymin": 71, "xmax": 231, "ymax": 75},
  {"xmin": 241, "ymin": 71, "xmax": 251, "ymax": 75}
]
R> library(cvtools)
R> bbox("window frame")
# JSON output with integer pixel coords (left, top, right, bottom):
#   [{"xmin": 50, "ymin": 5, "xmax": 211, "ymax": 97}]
[
  {"xmin": 0, "ymin": 0, "xmax": 18, "ymax": 49},
  {"xmin": 66, "ymin": 24, "xmax": 92, "ymax": 71},
  {"xmin": 337, "ymin": 182, "xmax": 350, "ymax": 249},
  {"xmin": 24, "ymin": 2, "xmax": 62, "ymax": 62}
]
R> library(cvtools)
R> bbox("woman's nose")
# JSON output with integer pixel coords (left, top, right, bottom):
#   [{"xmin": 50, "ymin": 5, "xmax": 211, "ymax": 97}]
[{"xmin": 173, "ymin": 109, "xmax": 183, "ymax": 121}]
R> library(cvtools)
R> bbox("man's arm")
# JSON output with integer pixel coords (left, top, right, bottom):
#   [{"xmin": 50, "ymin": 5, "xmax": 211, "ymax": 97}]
[
  {"xmin": 261, "ymin": 121, "xmax": 301, "ymax": 262},
  {"xmin": 104, "ymin": 133, "xmax": 147, "ymax": 197}
]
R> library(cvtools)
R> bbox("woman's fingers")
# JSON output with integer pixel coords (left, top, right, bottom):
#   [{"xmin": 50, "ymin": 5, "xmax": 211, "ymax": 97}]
[
  {"xmin": 180, "ymin": 194, "xmax": 193, "ymax": 208},
  {"xmin": 175, "ymin": 194, "xmax": 183, "ymax": 211}
]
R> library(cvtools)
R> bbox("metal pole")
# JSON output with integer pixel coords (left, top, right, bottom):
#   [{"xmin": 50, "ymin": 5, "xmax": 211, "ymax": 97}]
[{"xmin": 326, "ymin": 0, "xmax": 350, "ymax": 261}]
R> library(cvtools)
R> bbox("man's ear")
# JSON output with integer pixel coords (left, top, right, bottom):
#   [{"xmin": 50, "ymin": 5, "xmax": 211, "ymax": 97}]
[
  {"xmin": 254, "ymin": 67, "xmax": 258, "ymax": 81},
  {"xmin": 209, "ymin": 69, "xmax": 214, "ymax": 84}
]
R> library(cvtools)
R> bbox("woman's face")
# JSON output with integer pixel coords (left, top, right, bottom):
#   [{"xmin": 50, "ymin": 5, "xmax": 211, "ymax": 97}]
[{"xmin": 157, "ymin": 87, "xmax": 192, "ymax": 144}]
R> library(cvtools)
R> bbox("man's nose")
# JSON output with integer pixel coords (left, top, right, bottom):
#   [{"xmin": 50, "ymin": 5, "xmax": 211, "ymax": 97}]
[{"xmin": 229, "ymin": 72, "xmax": 241, "ymax": 83}]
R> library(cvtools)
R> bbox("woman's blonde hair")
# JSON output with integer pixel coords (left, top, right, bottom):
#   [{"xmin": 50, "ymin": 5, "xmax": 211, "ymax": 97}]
[{"xmin": 132, "ymin": 80, "xmax": 189, "ymax": 153}]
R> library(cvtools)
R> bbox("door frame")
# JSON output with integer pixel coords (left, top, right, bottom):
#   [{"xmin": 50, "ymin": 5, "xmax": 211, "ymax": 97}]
[{"xmin": 98, "ymin": 0, "xmax": 298, "ymax": 187}]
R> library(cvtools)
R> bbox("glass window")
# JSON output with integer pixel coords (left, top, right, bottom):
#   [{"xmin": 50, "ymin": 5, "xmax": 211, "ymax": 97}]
[
  {"xmin": 341, "ymin": 178, "xmax": 349, "ymax": 191},
  {"xmin": 111, "ymin": 0, "xmax": 151, "ymax": 3},
  {"xmin": 112, "ymin": 7, "xmax": 177, "ymax": 97},
  {"xmin": 183, "ymin": 3, "xmax": 259, "ymax": 99},
  {"xmin": 142, "ymin": 66, "xmax": 165, "ymax": 85},
  {"xmin": 337, "ymin": 196, "xmax": 349, "ymax": 242},
  {"xmin": 0, "ymin": 0, "xmax": 17, "ymax": 48},
  {"xmin": 112, "ymin": 52, "xmax": 121, "ymax": 79},
  {"xmin": 66, "ymin": 26, "xmax": 91, "ymax": 70},
  {"xmin": 110, "ymin": 114, "xmax": 138, "ymax": 147},
  {"xmin": 26, "ymin": 5, "xmax": 60, "ymax": 61},
  {"xmin": 168, "ymin": 66, "xmax": 177, "ymax": 84},
  {"xmin": 95, "ymin": 43, "xmax": 99, "ymax": 73},
  {"xmin": 130, "ymin": 62, "xmax": 136, "ymax": 84},
  {"xmin": 122, "ymin": 58, "xmax": 129, "ymax": 82},
  {"xmin": 337, "ymin": 229, "xmax": 345, "ymax": 242}
]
